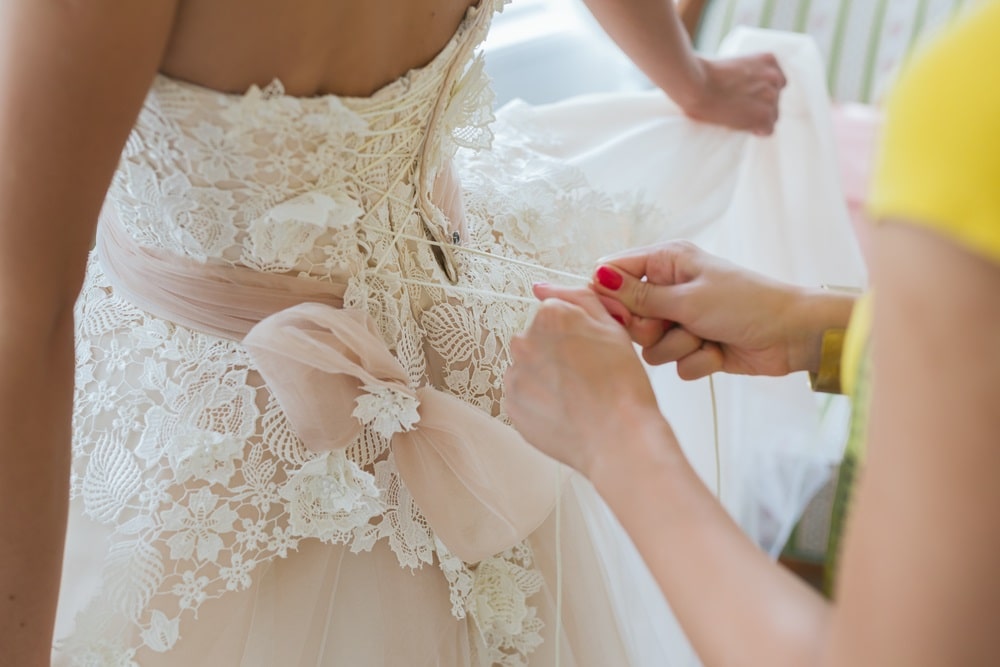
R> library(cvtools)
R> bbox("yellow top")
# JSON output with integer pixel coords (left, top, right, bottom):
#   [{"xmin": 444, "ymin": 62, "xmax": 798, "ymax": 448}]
[
  {"xmin": 844, "ymin": 1, "xmax": 1000, "ymax": 392},
  {"xmin": 827, "ymin": 2, "xmax": 1000, "ymax": 583},
  {"xmin": 868, "ymin": 0, "xmax": 1000, "ymax": 264},
  {"xmin": 840, "ymin": 293, "xmax": 871, "ymax": 399}
]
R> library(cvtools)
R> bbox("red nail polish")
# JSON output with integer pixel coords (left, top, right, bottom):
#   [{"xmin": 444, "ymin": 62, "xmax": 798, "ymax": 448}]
[
  {"xmin": 612, "ymin": 314, "xmax": 625, "ymax": 326},
  {"xmin": 595, "ymin": 266, "xmax": 623, "ymax": 291}
]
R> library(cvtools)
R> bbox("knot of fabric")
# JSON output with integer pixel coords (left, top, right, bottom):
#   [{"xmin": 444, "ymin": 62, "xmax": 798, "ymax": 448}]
[{"xmin": 243, "ymin": 303, "xmax": 565, "ymax": 563}]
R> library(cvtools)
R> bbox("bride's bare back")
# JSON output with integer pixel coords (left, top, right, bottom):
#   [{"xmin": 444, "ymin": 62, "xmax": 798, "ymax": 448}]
[{"xmin": 162, "ymin": 0, "xmax": 479, "ymax": 97}]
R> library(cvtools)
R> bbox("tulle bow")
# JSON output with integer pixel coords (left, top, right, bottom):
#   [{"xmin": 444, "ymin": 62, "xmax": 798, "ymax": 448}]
[{"xmin": 243, "ymin": 302, "xmax": 564, "ymax": 563}]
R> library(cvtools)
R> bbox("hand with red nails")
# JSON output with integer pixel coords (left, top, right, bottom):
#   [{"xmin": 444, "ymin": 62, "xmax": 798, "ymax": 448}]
[
  {"xmin": 589, "ymin": 241, "xmax": 856, "ymax": 380},
  {"xmin": 505, "ymin": 10, "xmax": 1000, "ymax": 667},
  {"xmin": 504, "ymin": 284, "xmax": 667, "ymax": 476}
]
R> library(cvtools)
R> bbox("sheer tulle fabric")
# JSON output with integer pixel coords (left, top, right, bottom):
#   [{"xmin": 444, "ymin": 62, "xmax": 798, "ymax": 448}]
[{"xmin": 57, "ymin": 475, "xmax": 672, "ymax": 666}]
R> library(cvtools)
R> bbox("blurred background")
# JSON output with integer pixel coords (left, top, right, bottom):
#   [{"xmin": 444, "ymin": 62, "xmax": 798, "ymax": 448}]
[{"xmin": 483, "ymin": 0, "xmax": 652, "ymax": 108}]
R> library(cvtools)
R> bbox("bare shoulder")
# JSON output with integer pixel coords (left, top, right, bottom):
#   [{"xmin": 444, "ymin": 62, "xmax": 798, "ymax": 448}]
[{"xmin": 162, "ymin": 0, "xmax": 480, "ymax": 98}]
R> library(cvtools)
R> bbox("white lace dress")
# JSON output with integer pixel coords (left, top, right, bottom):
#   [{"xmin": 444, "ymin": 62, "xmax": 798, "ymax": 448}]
[{"xmin": 55, "ymin": 2, "xmax": 865, "ymax": 664}]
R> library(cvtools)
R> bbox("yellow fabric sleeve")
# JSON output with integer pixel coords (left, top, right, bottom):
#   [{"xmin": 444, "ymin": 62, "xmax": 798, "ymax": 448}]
[
  {"xmin": 840, "ymin": 293, "xmax": 873, "ymax": 399},
  {"xmin": 868, "ymin": 1, "xmax": 1000, "ymax": 266}
]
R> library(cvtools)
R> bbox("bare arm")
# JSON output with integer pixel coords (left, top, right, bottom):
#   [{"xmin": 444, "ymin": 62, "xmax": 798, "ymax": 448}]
[
  {"xmin": 507, "ymin": 220, "xmax": 1000, "ymax": 665},
  {"xmin": 0, "ymin": 1, "xmax": 178, "ymax": 661},
  {"xmin": 541, "ymin": 242, "xmax": 856, "ymax": 380},
  {"xmin": 579, "ymin": 0, "xmax": 786, "ymax": 134},
  {"xmin": 506, "ymin": 287, "xmax": 829, "ymax": 667},
  {"xmin": 826, "ymin": 223, "xmax": 1000, "ymax": 665}
]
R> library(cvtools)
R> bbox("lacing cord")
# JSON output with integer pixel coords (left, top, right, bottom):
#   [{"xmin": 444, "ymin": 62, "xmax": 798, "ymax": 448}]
[
  {"xmin": 326, "ymin": 3, "xmax": 493, "ymax": 291},
  {"xmin": 336, "ymin": 4, "xmax": 726, "ymax": 655},
  {"xmin": 361, "ymin": 223, "xmax": 725, "ymax": 662},
  {"xmin": 318, "ymin": 5, "xmax": 573, "ymax": 656}
]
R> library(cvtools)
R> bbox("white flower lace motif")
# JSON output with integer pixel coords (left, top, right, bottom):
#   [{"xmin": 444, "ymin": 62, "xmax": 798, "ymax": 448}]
[
  {"xmin": 352, "ymin": 384, "xmax": 421, "ymax": 439},
  {"xmin": 279, "ymin": 450, "xmax": 384, "ymax": 539}
]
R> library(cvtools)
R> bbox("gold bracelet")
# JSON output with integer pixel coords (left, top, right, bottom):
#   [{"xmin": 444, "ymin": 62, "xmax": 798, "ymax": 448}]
[{"xmin": 809, "ymin": 328, "xmax": 846, "ymax": 394}]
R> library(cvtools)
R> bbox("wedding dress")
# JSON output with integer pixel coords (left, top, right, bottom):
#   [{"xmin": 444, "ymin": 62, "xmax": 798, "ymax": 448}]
[{"xmin": 54, "ymin": 0, "xmax": 864, "ymax": 663}]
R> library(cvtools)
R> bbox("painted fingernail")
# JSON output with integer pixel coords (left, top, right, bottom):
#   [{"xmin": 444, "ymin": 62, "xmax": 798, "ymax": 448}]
[
  {"xmin": 595, "ymin": 266, "xmax": 623, "ymax": 291},
  {"xmin": 612, "ymin": 314, "xmax": 625, "ymax": 326}
]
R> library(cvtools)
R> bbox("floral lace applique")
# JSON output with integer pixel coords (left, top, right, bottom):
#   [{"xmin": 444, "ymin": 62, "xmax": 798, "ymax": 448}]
[
  {"xmin": 63, "ymin": 0, "xmax": 657, "ymax": 663},
  {"xmin": 352, "ymin": 384, "xmax": 421, "ymax": 439},
  {"xmin": 279, "ymin": 450, "xmax": 384, "ymax": 539}
]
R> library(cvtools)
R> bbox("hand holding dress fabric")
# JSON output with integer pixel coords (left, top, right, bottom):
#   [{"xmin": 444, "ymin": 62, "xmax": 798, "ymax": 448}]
[
  {"xmin": 683, "ymin": 53, "xmax": 787, "ymax": 136},
  {"xmin": 579, "ymin": 0, "xmax": 785, "ymax": 135}
]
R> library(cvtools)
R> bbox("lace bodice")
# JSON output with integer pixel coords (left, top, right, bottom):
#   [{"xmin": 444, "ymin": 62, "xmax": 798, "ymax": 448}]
[
  {"xmin": 113, "ymin": 4, "xmax": 494, "ymax": 275},
  {"xmin": 66, "ymin": 3, "xmax": 661, "ymax": 663}
]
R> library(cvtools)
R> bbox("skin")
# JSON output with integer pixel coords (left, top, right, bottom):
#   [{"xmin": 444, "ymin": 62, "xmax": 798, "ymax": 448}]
[
  {"xmin": 582, "ymin": 0, "xmax": 787, "ymax": 134},
  {"xmin": 504, "ymin": 225, "xmax": 1000, "ymax": 665},
  {"xmin": 0, "ymin": 1, "xmax": 789, "ymax": 663},
  {"xmin": 586, "ymin": 241, "xmax": 855, "ymax": 378}
]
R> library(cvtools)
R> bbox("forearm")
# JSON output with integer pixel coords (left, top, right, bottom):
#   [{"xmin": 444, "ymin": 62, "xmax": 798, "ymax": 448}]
[
  {"xmin": 0, "ymin": 314, "xmax": 75, "ymax": 664},
  {"xmin": 580, "ymin": 0, "xmax": 706, "ymax": 106},
  {"xmin": 589, "ymin": 404, "xmax": 831, "ymax": 667}
]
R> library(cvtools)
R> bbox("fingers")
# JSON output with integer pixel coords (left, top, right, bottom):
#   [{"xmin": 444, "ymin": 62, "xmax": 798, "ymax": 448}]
[
  {"xmin": 710, "ymin": 52, "xmax": 784, "ymax": 135},
  {"xmin": 527, "ymin": 267, "xmax": 729, "ymax": 379},
  {"xmin": 510, "ymin": 297, "xmax": 582, "ymax": 361},
  {"xmin": 754, "ymin": 52, "xmax": 786, "ymax": 89},
  {"xmin": 675, "ymin": 341, "xmax": 725, "ymax": 380},
  {"xmin": 637, "ymin": 324, "xmax": 725, "ymax": 379},
  {"xmin": 531, "ymin": 281, "xmax": 672, "ymax": 349},
  {"xmin": 751, "ymin": 109, "xmax": 779, "ymax": 136},
  {"xmin": 755, "ymin": 53, "xmax": 786, "ymax": 135},
  {"xmin": 641, "ymin": 325, "xmax": 703, "ymax": 366},
  {"xmin": 591, "ymin": 242, "xmax": 716, "ymax": 331},
  {"xmin": 626, "ymin": 315, "xmax": 670, "ymax": 348},
  {"xmin": 592, "ymin": 262, "xmax": 684, "ymax": 322},
  {"xmin": 532, "ymin": 282, "xmax": 616, "ymax": 323},
  {"xmin": 599, "ymin": 239, "xmax": 705, "ymax": 286},
  {"xmin": 593, "ymin": 247, "xmax": 656, "ymax": 283},
  {"xmin": 763, "ymin": 53, "xmax": 787, "ymax": 89}
]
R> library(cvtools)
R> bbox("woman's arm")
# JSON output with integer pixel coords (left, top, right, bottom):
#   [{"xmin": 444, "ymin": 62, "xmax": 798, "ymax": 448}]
[
  {"xmin": 0, "ymin": 2, "xmax": 178, "ymax": 662},
  {"xmin": 506, "ymin": 287, "xmax": 830, "ymax": 667},
  {"xmin": 826, "ymin": 223, "xmax": 1000, "ymax": 665},
  {"xmin": 541, "ymin": 242, "xmax": 856, "ymax": 380},
  {"xmin": 579, "ymin": 0, "xmax": 786, "ymax": 134},
  {"xmin": 508, "ymin": 223, "xmax": 1000, "ymax": 665}
]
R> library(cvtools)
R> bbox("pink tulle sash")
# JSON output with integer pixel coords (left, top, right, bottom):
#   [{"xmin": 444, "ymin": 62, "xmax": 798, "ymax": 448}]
[{"xmin": 95, "ymin": 211, "xmax": 563, "ymax": 563}]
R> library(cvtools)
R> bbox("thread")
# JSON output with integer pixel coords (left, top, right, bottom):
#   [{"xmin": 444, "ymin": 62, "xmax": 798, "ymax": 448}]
[
  {"xmin": 365, "ymin": 219, "xmax": 727, "ymax": 664},
  {"xmin": 709, "ymin": 374, "xmax": 722, "ymax": 500}
]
